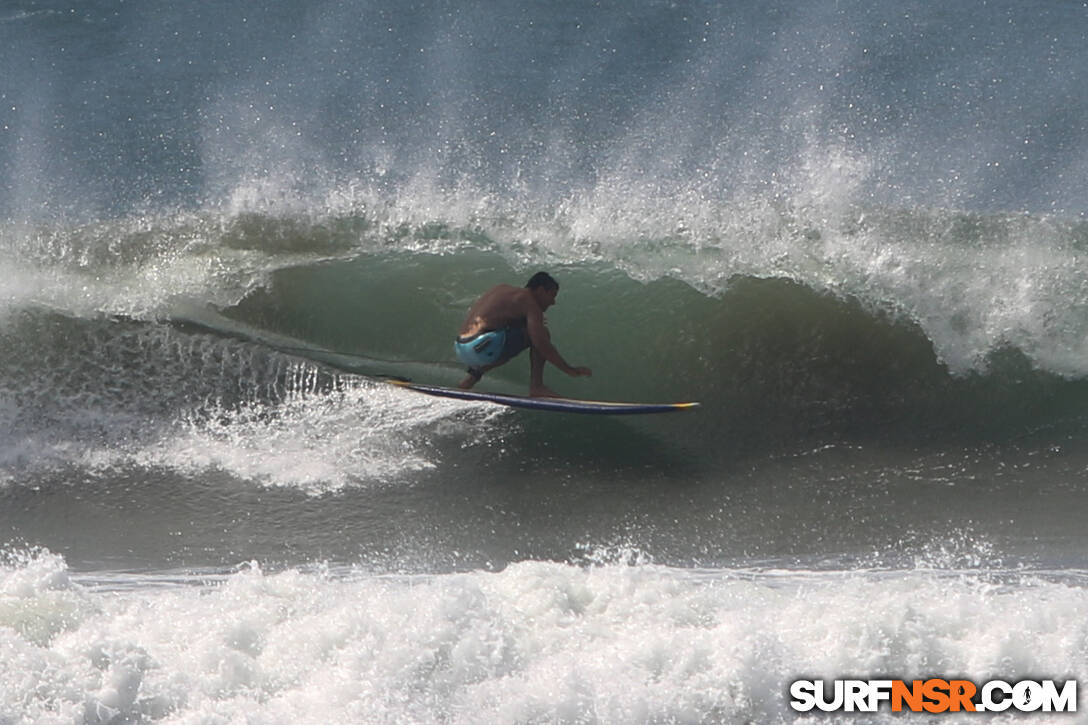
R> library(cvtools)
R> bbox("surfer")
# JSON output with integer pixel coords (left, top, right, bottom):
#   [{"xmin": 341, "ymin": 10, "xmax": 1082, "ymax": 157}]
[{"xmin": 454, "ymin": 272, "xmax": 592, "ymax": 397}]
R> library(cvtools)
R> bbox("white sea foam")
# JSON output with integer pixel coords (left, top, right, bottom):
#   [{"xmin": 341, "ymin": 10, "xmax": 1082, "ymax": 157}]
[
  {"xmin": 147, "ymin": 374, "xmax": 508, "ymax": 494},
  {"xmin": 0, "ymin": 341, "xmax": 509, "ymax": 493},
  {"xmin": 1, "ymin": 549, "xmax": 1085, "ymax": 724}
]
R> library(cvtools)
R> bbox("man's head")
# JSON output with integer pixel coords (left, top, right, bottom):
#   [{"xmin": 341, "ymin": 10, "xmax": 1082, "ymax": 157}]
[
  {"xmin": 526, "ymin": 271, "xmax": 559, "ymax": 292},
  {"xmin": 526, "ymin": 271, "xmax": 559, "ymax": 310}
]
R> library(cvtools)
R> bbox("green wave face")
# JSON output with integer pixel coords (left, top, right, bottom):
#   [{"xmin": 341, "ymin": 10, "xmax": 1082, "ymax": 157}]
[{"xmin": 5, "ymin": 200, "xmax": 1088, "ymax": 461}]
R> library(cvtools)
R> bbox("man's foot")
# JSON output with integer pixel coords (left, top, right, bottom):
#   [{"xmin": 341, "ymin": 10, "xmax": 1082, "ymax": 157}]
[
  {"xmin": 458, "ymin": 367, "xmax": 486, "ymax": 389},
  {"xmin": 529, "ymin": 385, "xmax": 560, "ymax": 398}
]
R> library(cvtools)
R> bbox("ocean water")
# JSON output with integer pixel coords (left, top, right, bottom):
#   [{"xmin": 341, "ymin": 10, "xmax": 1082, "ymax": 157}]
[{"xmin": 3, "ymin": 0, "xmax": 1088, "ymax": 722}]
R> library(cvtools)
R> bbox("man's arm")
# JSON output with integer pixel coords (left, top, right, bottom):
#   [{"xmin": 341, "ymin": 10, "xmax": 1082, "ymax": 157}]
[{"xmin": 525, "ymin": 302, "xmax": 592, "ymax": 377}]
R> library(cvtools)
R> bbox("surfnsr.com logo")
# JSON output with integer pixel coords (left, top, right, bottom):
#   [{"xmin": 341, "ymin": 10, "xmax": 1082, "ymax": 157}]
[{"xmin": 789, "ymin": 679, "xmax": 1077, "ymax": 713}]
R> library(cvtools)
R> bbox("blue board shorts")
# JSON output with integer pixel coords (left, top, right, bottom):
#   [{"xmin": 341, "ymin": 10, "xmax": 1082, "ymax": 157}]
[{"xmin": 454, "ymin": 326, "xmax": 530, "ymax": 374}]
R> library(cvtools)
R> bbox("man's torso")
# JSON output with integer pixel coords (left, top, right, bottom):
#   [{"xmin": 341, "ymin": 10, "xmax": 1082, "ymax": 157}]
[{"xmin": 458, "ymin": 284, "xmax": 531, "ymax": 338}]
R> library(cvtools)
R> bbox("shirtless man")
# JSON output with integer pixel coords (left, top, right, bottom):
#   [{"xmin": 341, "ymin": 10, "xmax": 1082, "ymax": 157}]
[{"xmin": 454, "ymin": 272, "xmax": 592, "ymax": 397}]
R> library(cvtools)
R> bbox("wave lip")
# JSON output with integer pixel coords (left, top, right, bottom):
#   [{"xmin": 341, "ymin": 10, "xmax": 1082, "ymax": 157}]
[{"xmin": 7, "ymin": 185, "xmax": 1088, "ymax": 374}]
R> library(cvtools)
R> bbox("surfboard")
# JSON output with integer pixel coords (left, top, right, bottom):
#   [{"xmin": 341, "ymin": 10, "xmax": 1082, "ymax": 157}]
[{"xmin": 387, "ymin": 380, "xmax": 699, "ymax": 415}]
